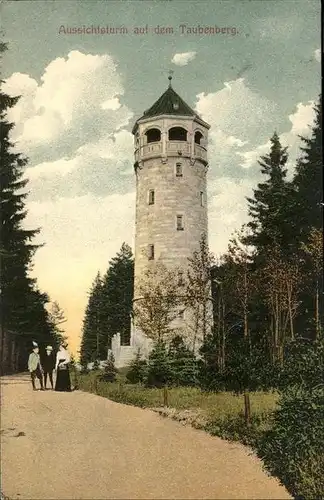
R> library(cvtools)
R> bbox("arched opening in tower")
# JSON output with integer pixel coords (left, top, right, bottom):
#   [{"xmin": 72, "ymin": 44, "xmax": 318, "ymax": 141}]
[
  {"xmin": 145, "ymin": 128, "xmax": 161, "ymax": 143},
  {"xmin": 168, "ymin": 127, "xmax": 187, "ymax": 142},
  {"xmin": 194, "ymin": 131, "xmax": 204, "ymax": 145}
]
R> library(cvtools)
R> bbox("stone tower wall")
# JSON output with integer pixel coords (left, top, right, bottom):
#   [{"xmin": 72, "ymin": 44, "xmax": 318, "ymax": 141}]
[{"xmin": 132, "ymin": 114, "xmax": 211, "ymax": 350}]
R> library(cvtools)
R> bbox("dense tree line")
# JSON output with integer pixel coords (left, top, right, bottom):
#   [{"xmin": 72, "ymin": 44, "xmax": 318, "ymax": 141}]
[
  {"xmin": 0, "ymin": 45, "xmax": 67, "ymax": 373},
  {"xmin": 81, "ymin": 97, "xmax": 322, "ymax": 382},
  {"xmin": 79, "ymin": 243, "xmax": 134, "ymax": 366},
  {"xmin": 203, "ymin": 97, "xmax": 322, "ymax": 391}
]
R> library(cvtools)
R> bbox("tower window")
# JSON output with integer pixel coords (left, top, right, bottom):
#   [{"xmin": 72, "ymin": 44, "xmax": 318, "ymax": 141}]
[
  {"xmin": 200, "ymin": 191, "xmax": 204, "ymax": 206},
  {"xmin": 145, "ymin": 128, "xmax": 161, "ymax": 143},
  {"xmin": 149, "ymin": 190, "xmax": 155, "ymax": 205},
  {"xmin": 169, "ymin": 127, "xmax": 187, "ymax": 142},
  {"xmin": 176, "ymin": 215, "xmax": 184, "ymax": 231},
  {"xmin": 178, "ymin": 309, "xmax": 185, "ymax": 319},
  {"xmin": 195, "ymin": 131, "xmax": 204, "ymax": 145},
  {"xmin": 176, "ymin": 163, "xmax": 183, "ymax": 177},
  {"xmin": 148, "ymin": 244, "xmax": 155, "ymax": 260},
  {"xmin": 178, "ymin": 271, "xmax": 184, "ymax": 286}
]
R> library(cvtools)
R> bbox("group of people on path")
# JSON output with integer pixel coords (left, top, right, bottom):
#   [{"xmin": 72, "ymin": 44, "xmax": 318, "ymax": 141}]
[{"xmin": 27, "ymin": 342, "xmax": 72, "ymax": 392}]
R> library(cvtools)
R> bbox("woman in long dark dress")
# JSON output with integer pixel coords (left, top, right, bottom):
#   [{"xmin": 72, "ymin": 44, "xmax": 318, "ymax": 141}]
[{"xmin": 55, "ymin": 345, "xmax": 72, "ymax": 392}]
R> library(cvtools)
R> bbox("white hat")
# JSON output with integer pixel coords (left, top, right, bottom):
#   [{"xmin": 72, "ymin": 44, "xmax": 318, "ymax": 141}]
[
  {"xmin": 46, "ymin": 345, "xmax": 53, "ymax": 351},
  {"xmin": 32, "ymin": 341, "xmax": 38, "ymax": 347}
]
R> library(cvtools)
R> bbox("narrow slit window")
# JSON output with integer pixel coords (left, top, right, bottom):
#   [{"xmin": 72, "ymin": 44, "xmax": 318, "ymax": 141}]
[
  {"xmin": 176, "ymin": 163, "xmax": 183, "ymax": 177},
  {"xmin": 176, "ymin": 215, "xmax": 184, "ymax": 231},
  {"xmin": 148, "ymin": 244, "xmax": 155, "ymax": 260},
  {"xmin": 178, "ymin": 271, "xmax": 184, "ymax": 286},
  {"xmin": 200, "ymin": 191, "xmax": 204, "ymax": 206},
  {"xmin": 149, "ymin": 190, "xmax": 155, "ymax": 205}
]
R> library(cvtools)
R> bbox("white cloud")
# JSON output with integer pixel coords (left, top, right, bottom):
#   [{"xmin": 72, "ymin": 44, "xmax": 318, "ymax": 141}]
[
  {"xmin": 26, "ymin": 157, "xmax": 79, "ymax": 181},
  {"xmin": 194, "ymin": 78, "xmax": 277, "ymax": 178},
  {"xmin": 195, "ymin": 78, "xmax": 277, "ymax": 144},
  {"xmin": 314, "ymin": 49, "xmax": 321, "ymax": 62},
  {"xmin": 237, "ymin": 101, "xmax": 316, "ymax": 174},
  {"xmin": 3, "ymin": 51, "xmax": 133, "ymax": 155},
  {"xmin": 171, "ymin": 51, "xmax": 197, "ymax": 66},
  {"xmin": 238, "ymin": 141, "xmax": 271, "ymax": 169},
  {"xmin": 208, "ymin": 178, "xmax": 255, "ymax": 257}
]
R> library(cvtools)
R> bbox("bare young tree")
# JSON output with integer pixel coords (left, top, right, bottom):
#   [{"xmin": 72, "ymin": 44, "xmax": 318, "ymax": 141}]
[
  {"xmin": 302, "ymin": 227, "xmax": 323, "ymax": 339},
  {"xmin": 48, "ymin": 301, "xmax": 68, "ymax": 346},
  {"xmin": 262, "ymin": 246, "xmax": 301, "ymax": 364},
  {"xmin": 222, "ymin": 226, "xmax": 256, "ymax": 425},
  {"xmin": 225, "ymin": 226, "xmax": 256, "ymax": 340},
  {"xmin": 186, "ymin": 233, "xmax": 215, "ymax": 351},
  {"xmin": 133, "ymin": 262, "xmax": 179, "ymax": 343}
]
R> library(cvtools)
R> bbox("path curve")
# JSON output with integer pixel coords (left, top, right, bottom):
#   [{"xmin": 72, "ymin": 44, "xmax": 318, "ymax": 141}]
[{"xmin": 1, "ymin": 374, "xmax": 291, "ymax": 499}]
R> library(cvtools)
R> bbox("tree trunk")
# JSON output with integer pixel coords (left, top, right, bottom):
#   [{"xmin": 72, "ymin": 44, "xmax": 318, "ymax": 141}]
[
  {"xmin": 0, "ymin": 327, "xmax": 4, "ymax": 376},
  {"xmin": 244, "ymin": 390, "xmax": 251, "ymax": 427},
  {"xmin": 163, "ymin": 385, "xmax": 169, "ymax": 407},
  {"xmin": 286, "ymin": 280, "xmax": 295, "ymax": 340},
  {"xmin": 192, "ymin": 305, "xmax": 200, "ymax": 353},
  {"xmin": 221, "ymin": 299, "xmax": 226, "ymax": 372},
  {"xmin": 315, "ymin": 281, "xmax": 320, "ymax": 340}
]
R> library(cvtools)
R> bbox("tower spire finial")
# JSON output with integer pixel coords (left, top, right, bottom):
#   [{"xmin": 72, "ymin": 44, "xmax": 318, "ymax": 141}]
[{"xmin": 168, "ymin": 70, "xmax": 174, "ymax": 87}]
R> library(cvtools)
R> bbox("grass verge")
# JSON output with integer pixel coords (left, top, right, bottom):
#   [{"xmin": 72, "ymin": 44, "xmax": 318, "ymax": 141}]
[{"xmin": 77, "ymin": 371, "xmax": 278, "ymax": 448}]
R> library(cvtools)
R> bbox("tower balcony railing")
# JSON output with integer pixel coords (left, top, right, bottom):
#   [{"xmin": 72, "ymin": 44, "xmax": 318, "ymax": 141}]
[
  {"xmin": 194, "ymin": 143, "xmax": 207, "ymax": 162},
  {"xmin": 167, "ymin": 141, "xmax": 190, "ymax": 155},
  {"xmin": 134, "ymin": 141, "xmax": 207, "ymax": 162},
  {"xmin": 142, "ymin": 142, "xmax": 162, "ymax": 157}
]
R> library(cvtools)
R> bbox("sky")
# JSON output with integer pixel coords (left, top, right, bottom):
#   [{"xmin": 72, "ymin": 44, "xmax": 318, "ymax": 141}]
[{"xmin": 1, "ymin": 0, "xmax": 321, "ymax": 356}]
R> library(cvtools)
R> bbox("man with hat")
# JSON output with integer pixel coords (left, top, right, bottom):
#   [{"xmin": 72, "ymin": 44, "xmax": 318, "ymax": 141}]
[
  {"xmin": 42, "ymin": 345, "xmax": 56, "ymax": 390},
  {"xmin": 28, "ymin": 342, "xmax": 45, "ymax": 391}
]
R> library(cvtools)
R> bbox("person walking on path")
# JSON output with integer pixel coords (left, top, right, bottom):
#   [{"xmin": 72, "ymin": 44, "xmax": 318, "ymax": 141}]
[
  {"xmin": 54, "ymin": 344, "xmax": 72, "ymax": 392},
  {"xmin": 28, "ymin": 342, "xmax": 45, "ymax": 391},
  {"xmin": 42, "ymin": 345, "xmax": 55, "ymax": 390}
]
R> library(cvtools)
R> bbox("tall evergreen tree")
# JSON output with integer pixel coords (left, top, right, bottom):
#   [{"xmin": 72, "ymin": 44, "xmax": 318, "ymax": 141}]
[
  {"xmin": 80, "ymin": 272, "xmax": 105, "ymax": 365},
  {"xmin": 0, "ymin": 84, "xmax": 40, "ymax": 333},
  {"xmin": 292, "ymin": 95, "xmax": 323, "ymax": 245},
  {"xmin": 0, "ymin": 59, "xmax": 59, "ymax": 371},
  {"xmin": 101, "ymin": 243, "xmax": 134, "ymax": 347},
  {"xmin": 245, "ymin": 132, "xmax": 294, "ymax": 259},
  {"xmin": 290, "ymin": 97, "xmax": 323, "ymax": 337}
]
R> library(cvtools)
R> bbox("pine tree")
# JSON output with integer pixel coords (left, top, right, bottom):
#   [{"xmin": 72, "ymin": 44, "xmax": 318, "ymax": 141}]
[
  {"xmin": 0, "ymin": 83, "xmax": 40, "ymax": 332},
  {"xmin": 80, "ymin": 273, "xmax": 105, "ymax": 365},
  {"xmin": 146, "ymin": 341, "xmax": 173, "ymax": 388},
  {"xmin": 99, "ymin": 352, "xmax": 118, "ymax": 382},
  {"xmin": 126, "ymin": 349, "xmax": 147, "ymax": 384},
  {"xmin": 245, "ymin": 132, "xmax": 294, "ymax": 259},
  {"xmin": 48, "ymin": 301, "xmax": 68, "ymax": 344},
  {"xmin": 168, "ymin": 335, "xmax": 197, "ymax": 387},
  {"xmin": 292, "ymin": 96, "xmax": 322, "ymax": 244},
  {"xmin": 101, "ymin": 243, "xmax": 134, "ymax": 347},
  {"xmin": 0, "ymin": 57, "xmax": 59, "ymax": 371}
]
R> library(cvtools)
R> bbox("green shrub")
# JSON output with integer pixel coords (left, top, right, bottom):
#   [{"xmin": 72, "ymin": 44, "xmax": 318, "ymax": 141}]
[
  {"xmin": 93, "ymin": 359, "xmax": 100, "ymax": 370},
  {"xmin": 126, "ymin": 349, "xmax": 148, "ymax": 384},
  {"xmin": 257, "ymin": 385, "xmax": 324, "ymax": 499},
  {"xmin": 279, "ymin": 338, "xmax": 324, "ymax": 391},
  {"xmin": 168, "ymin": 336, "xmax": 198, "ymax": 387},
  {"xmin": 206, "ymin": 411, "xmax": 273, "ymax": 447},
  {"xmin": 98, "ymin": 353, "xmax": 118, "ymax": 382},
  {"xmin": 146, "ymin": 341, "xmax": 173, "ymax": 388}
]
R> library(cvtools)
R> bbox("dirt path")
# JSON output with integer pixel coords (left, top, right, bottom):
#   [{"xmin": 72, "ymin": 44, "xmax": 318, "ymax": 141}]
[{"xmin": 1, "ymin": 374, "xmax": 291, "ymax": 500}]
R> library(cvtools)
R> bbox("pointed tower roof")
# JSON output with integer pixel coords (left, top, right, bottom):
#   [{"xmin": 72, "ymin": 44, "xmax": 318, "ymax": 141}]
[{"xmin": 132, "ymin": 75, "xmax": 209, "ymax": 134}]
